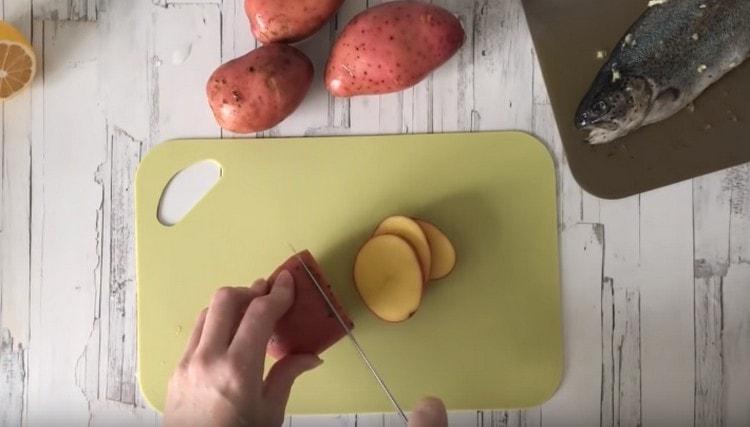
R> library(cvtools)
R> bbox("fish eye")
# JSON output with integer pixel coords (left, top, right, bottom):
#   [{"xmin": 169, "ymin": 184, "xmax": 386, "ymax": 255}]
[{"xmin": 592, "ymin": 100, "xmax": 608, "ymax": 115}]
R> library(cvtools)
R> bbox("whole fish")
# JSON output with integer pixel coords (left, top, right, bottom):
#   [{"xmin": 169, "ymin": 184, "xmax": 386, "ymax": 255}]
[{"xmin": 575, "ymin": 0, "xmax": 750, "ymax": 144}]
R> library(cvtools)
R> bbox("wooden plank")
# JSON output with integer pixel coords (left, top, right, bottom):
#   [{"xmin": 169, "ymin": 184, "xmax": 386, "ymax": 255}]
[
  {"xmin": 693, "ymin": 276, "xmax": 723, "ymax": 427},
  {"xmin": 480, "ymin": 409, "xmax": 542, "ymax": 427},
  {"xmin": 92, "ymin": 1, "xmax": 150, "ymax": 410},
  {"xmin": 600, "ymin": 278, "xmax": 615, "ymax": 427},
  {"xmin": 0, "ymin": 0, "xmax": 33, "ymax": 349},
  {"xmin": 219, "ymin": 0, "xmax": 256, "ymax": 62},
  {"xmin": 472, "ymin": 0, "xmax": 534, "ymax": 131},
  {"xmin": 692, "ymin": 170, "xmax": 732, "ymax": 427},
  {"xmin": 32, "ymin": 0, "xmax": 97, "ymax": 21},
  {"xmin": 727, "ymin": 164, "xmax": 750, "ymax": 264},
  {"xmin": 603, "ymin": 283, "xmax": 642, "ymax": 427},
  {"xmin": 0, "ymin": 329, "xmax": 25, "ymax": 425},
  {"xmin": 597, "ymin": 163, "xmax": 643, "ymax": 427},
  {"xmin": 430, "ymin": 0, "xmax": 474, "ymax": 133},
  {"xmin": 26, "ymin": 13, "xmax": 45, "ymax": 425},
  {"xmin": 288, "ymin": 413, "xmax": 356, "ymax": 426},
  {"xmin": 104, "ymin": 128, "xmax": 143, "ymax": 406},
  {"xmin": 723, "ymin": 264, "xmax": 750, "ymax": 427},
  {"xmin": 638, "ymin": 182, "xmax": 695, "ymax": 427},
  {"xmin": 25, "ymin": 20, "xmax": 107, "ymax": 425},
  {"xmin": 148, "ymin": 3, "xmax": 222, "ymax": 147},
  {"xmin": 0, "ymin": 6, "xmax": 33, "ymax": 424},
  {"xmin": 602, "ymin": 281, "xmax": 642, "ymax": 426},
  {"xmin": 724, "ymin": 163, "xmax": 750, "ymax": 427},
  {"xmin": 540, "ymin": 224, "xmax": 603, "ymax": 427},
  {"xmin": 599, "ymin": 197, "xmax": 641, "ymax": 284}
]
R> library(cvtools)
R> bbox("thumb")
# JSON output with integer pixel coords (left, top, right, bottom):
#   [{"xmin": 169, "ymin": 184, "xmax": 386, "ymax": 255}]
[
  {"xmin": 263, "ymin": 354, "xmax": 323, "ymax": 407},
  {"xmin": 408, "ymin": 397, "xmax": 447, "ymax": 427}
]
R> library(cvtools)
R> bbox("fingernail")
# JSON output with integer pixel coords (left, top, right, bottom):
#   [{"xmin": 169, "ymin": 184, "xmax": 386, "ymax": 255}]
[{"xmin": 276, "ymin": 270, "xmax": 293, "ymax": 287}]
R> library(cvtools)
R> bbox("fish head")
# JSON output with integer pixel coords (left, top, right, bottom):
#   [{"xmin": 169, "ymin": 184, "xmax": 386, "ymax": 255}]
[{"xmin": 575, "ymin": 74, "xmax": 654, "ymax": 144}]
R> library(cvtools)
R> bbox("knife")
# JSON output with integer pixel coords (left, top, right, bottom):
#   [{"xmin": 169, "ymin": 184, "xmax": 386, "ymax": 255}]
[{"xmin": 287, "ymin": 244, "xmax": 409, "ymax": 424}]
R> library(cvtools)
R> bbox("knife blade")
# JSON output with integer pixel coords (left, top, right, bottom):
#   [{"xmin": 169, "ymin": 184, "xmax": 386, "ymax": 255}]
[{"xmin": 287, "ymin": 243, "xmax": 409, "ymax": 424}]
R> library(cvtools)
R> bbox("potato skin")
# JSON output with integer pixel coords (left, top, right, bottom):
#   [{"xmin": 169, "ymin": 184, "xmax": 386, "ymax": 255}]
[
  {"xmin": 325, "ymin": 1, "xmax": 465, "ymax": 97},
  {"xmin": 206, "ymin": 44, "xmax": 313, "ymax": 134},
  {"xmin": 245, "ymin": 0, "xmax": 345, "ymax": 44}
]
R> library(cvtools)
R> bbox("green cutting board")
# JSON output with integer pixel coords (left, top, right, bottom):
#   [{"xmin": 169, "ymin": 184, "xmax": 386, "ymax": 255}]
[{"xmin": 136, "ymin": 132, "xmax": 562, "ymax": 414}]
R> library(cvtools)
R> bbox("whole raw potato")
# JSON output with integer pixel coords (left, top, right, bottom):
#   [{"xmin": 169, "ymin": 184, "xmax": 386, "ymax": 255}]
[
  {"xmin": 245, "ymin": 0, "xmax": 345, "ymax": 44},
  {"xmin": 325, "ymin": 0, "xmax": 465, "ymax": 97},
  {"xmin": 206, "ymin": 44, "xmax": 313, "ymax": 134}
]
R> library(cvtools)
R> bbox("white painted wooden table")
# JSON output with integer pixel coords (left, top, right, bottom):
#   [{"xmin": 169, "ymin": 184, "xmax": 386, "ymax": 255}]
[{"xmin": 1, "ymin": 0, "xmax": 749, "ymax": 425}]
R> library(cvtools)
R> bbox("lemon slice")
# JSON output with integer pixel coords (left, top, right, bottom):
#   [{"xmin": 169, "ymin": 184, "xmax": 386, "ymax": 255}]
[{"xmin": 0, "ymin": 21, "xmax": 36, "ymax": 101}]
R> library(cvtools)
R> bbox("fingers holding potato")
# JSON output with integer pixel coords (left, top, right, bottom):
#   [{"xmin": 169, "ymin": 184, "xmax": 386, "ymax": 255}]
[
  {"xmin": 325, "ymin": 0, "xmax": 465, "ymax": 97},
  {"xmin": 245, "ymin": 0, "xmax": 345, "ymax": 44},
  {"xmin": 206, "ymin": 44, "xmax": 313, "ymax": 134}
]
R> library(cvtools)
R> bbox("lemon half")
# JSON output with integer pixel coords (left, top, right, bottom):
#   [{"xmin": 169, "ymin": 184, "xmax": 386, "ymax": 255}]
[{"xmin": 0, "ymin": 21, "xmax": 36, "ymax": 101}]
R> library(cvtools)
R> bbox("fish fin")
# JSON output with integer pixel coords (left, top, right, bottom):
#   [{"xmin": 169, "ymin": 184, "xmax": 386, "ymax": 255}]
[
  {"xmin": 656, "ymin": 87, "xmax": 680, "ymax": 102},
  {"xmin": 644, "ymin": 87, "xmax": 682, "ymax": 125}
]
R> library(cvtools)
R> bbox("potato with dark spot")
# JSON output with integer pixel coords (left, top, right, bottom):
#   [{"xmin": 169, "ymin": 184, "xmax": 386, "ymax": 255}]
[
  {"xmin": 206, "ymin": 44, "xmax": 313, "ymax": 133},
  {"xmin": 325, "ymin": 0, "xmax": 465, "ymax": 97},
  {"xmin": 245, "ymin": 0, "xmax": 345, "ymax": 44}
]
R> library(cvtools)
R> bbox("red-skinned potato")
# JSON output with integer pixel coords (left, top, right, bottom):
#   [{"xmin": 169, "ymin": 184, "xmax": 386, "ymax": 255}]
[
  {"xmin": 206, "ymin": 44, "xmax": 313, "ymax": 134},
  {"xmin": 325, "ymin": 0, "xmax": 465, "ymax": 97},
  {"xmin": 245, "ymin": 0, "xmax": 345, "ymax": 44},
  {"xmin": 267, "ymin": 250, "xmax": 354, "ymax": 360}
]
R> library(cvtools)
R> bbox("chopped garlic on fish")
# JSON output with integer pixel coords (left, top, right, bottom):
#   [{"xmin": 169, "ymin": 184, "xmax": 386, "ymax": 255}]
[
  {"xmin": 612, "ymin": 69, "xmax": 622, "ymax": 82},
  {"xmin": 699, "ymin": 3, "xmax": 707, "ymax": 8},
  {"xmin": 648, "ymin": 0, "xmax": 669, "ymax": 6},
  {"xmin": 697, "ymin": 64, "xmax": 707, "ymax": 73},
  {"xmin": 692, "ymin": 33, "xmax": 699, "ymax": 41}
]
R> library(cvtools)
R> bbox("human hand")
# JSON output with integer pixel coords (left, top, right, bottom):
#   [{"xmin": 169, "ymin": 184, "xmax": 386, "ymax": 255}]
[
  {"xmin": 409, "ymin": 397, "xmax": 448, "ymax": 427},
  {"xmin": 164, "ymin": 271, "xmax": 322, "ymax": 427}
]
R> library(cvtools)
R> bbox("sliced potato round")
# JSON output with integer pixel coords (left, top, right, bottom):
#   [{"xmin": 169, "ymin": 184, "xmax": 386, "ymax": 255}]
[
  {"xmin": 354, "ymin": 234, "xmax": 423, "ymax": 322},
  {"xmin": 373, "ymin": 215, "xmax": 431, "ymax": 283},
  {"xmin": 415, "ymin": 219, "xmax": 456, "ymax": 280}
]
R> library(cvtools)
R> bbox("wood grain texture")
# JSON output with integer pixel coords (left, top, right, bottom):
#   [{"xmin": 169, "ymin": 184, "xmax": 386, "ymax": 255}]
[
  {"xmin": 0, "ymin": 329, "xmax": 25, "ymax": 425},
  {"xmin": 0, "ymin": 0, "xmax": 748, "ymax": 425},
  {"xmin": 724, "ymin": 164, "xmax": 750, "ymax": 427},
  {"xmin": 601, "ymin": 279, "xmax": 642, "ymax": 427},
  {"xmin": 693, "ymin": 170, "xmax": 732, "ymax": 427},
  {"xmin": 32, "ymin": 0, "xmax": 97, "ymax": 21}
]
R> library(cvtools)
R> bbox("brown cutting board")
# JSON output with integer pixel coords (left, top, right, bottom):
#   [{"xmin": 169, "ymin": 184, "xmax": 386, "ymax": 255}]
[{"xmin": 522, "ymin": 0, "xmax": 750, "ymax": 199}]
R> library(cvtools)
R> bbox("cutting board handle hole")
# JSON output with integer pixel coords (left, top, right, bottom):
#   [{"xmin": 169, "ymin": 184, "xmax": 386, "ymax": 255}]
[{"xmin": 157, "ymin": 160, "xmax": 222, "ymax": 227}]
